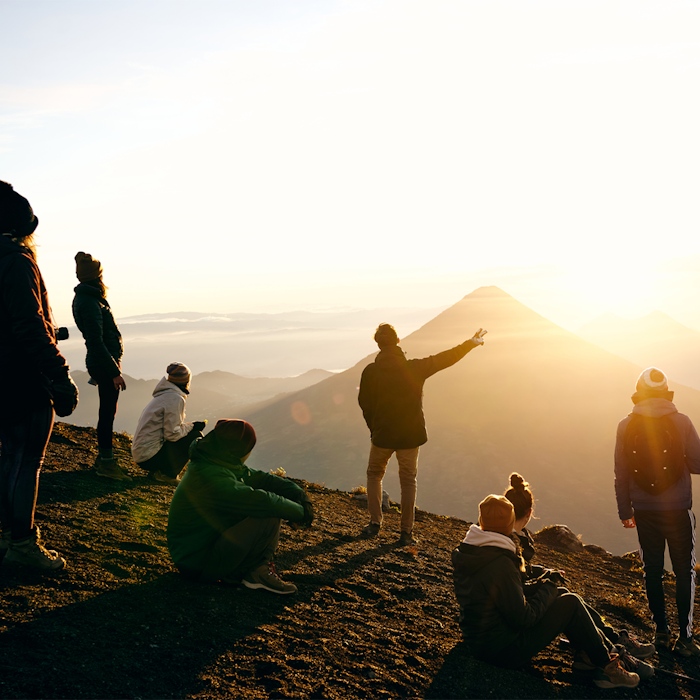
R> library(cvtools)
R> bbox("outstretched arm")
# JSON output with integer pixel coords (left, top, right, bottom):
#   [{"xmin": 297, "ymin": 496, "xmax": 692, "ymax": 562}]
[{"xmin": 417, "ymin": 328, "xmax": 487, "ymax": 380}]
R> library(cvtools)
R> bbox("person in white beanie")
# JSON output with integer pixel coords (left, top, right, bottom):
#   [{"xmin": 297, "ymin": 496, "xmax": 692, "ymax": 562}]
[
  {"xmin": 615, "ymin": 367, "xmax": 700, "ymax": 656},
  {"xmin": 131, "ymin": 362, "xmax": 206, "ymax": 485}
]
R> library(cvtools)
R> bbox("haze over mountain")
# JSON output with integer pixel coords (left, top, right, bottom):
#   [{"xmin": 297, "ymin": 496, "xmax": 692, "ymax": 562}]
[
  {"xmin": 63, "ymin": 369, "xmax": 333, "ymax": 437},
  {"xmin": 578, "ymin": 311, "xmax": 700, "ymax": 392},
  {"xmin": 239, "ymin": 286, "xmax": 700, "ymax": 556},
  {"xmin": 58, "ymin": 307, "xmax": 446, "ymax": 380}
]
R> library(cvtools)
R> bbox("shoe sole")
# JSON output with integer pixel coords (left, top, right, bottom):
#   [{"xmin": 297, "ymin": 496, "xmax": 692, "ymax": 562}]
[
  {"xmin": 2, "ymin": 557, "xmax": 66, "ymax": 571},
  {"xmin": 242, "ymin": 580, "xmax": 296, "ymax": 595},
  {"xmin": 594, "ymin": 680, "xmax": 639, "ymax": 689},
  {"xmin": 626, "ymin": 648, "xmax": 656, "ymax": 660},
  {"xmin": 96, "ymin": 471, "xmax": 131, "ymax": 481}
]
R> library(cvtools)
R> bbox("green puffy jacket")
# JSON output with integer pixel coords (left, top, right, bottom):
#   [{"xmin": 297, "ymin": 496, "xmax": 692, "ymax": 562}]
[{"xmin": 167, "ymin": 435, "xmax": 305, "ymax": 574}]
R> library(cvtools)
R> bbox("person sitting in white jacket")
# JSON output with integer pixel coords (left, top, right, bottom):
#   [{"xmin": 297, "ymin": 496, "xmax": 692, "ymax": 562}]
[{"xmin": 131, "ymin": 362, "xmax": 206, "ymax": 485}]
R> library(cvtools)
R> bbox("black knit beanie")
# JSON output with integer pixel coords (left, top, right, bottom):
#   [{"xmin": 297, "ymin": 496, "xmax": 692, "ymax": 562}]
[{"xmin": 0, "ymin": 181, "xmax": 39, "ymax": 239}]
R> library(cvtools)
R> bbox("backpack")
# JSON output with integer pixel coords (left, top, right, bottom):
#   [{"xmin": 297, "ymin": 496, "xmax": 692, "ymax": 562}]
[{"xmin": 623, "ymin": 414, "xmax": 686, "ymax": 496}]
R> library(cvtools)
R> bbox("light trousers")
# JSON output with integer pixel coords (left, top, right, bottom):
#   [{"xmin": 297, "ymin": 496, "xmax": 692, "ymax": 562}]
[{"xmin": 366, "ymin": 443, "xmax": 419, "ymax": 533}]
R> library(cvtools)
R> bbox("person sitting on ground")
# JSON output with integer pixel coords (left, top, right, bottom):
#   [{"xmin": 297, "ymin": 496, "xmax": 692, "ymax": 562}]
[
  {"xmin": 451, "ymin": 494, "xmax": 643, "ymax": 689},
  {"xmin": 131, "ymin": 362, "xmax": 206, "ymax": 485},
  {"xmin": 504, "ymin": 472, "xmax": 655, "ymax": 674},
  {"xmin": 167, "ymin": 419, "xmax": 314, "ymax": 594}
]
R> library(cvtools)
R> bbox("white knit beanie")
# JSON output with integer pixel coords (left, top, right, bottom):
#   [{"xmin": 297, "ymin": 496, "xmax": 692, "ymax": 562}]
[{"xmin": 636, "ymin": 367, "xmax": 668, "ymax": 393}]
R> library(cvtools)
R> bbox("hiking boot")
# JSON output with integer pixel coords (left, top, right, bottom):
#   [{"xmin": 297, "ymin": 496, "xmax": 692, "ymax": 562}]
[
  {"xmin": 654, "ymin": 631, "xmax": 673, "ymax": 650},
  {"xmin": 572, "ymin": 650, "xmax": 595, "ymax": 671},
  {"xmin": 593, "ymin": 655, "xmax": 640, "ymax": 689},
  {"xmin": 153, "ymin": 470, "xmax": 180, "ymax": 486},
  {"xmin": 361, "ymin": 522, "xmax": 381, "ymax": 538},
  {"xmin": 618, "ymin": 629, "xmax": 655, "ymax": 659},
  {"xmin": 615, "ymin": 645, "xmax": 654, "ymax": 679},
  {"xmin": 398, "ymin": 530, "xmax": 417, "ymax": 546},
  {"xmin": 96, "ymin": 457, "xmax": 132, "ymax": 482},
  {"xmin": 674, "ymin": 637, "xmax": 700, "ymax": 657},
  {"xmin": 2, "ymin": 528, "xmax": 66, "ymax": 571},
  {"xmin": 242, "ymin": 561, "xmax": 297, "ymax": 595}
]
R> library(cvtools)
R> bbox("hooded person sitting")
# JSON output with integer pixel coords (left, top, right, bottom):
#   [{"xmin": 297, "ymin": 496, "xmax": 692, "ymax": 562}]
[
  {"xmin": 167, "ymin": 419, "xmax": 313, "ymax": 594},
  {"xmin": 131, "ymin": 362, "xmax": 205, "ymax": 485}
]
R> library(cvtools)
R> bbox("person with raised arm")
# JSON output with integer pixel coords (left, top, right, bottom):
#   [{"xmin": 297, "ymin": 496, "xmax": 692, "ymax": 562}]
[
  {"xmin": 358, "ymin": 323, "xmax": 486, "ymax": 545},
  {"xmin": 0, "ymin": 181, "xmax": 78, "ymax": 570}
]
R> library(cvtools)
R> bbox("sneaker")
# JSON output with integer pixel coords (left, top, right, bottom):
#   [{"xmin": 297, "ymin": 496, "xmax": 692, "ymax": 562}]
[
  {"xmin": 2, "ymin": 528, "xmax": 66, "ymax": 571},
  {"xmin": 153, "ymin": 470, "xmax": 180, "ymax": 486},
  {"xmin": 674, "ymin": 637, "xmax": 700, "ymax": 657},
  {"xmin": 654, "ymin": 631, "xmax": 673, "ymax": 650},
  {"xmin": 398, "ymin": 530, "xmax": 417, "ymax": 546},
  {"xmin": 242, "ymin": 561, "xmax": 297, "ymax": 595},
  {"xmin": 593, "ymin": 655, "xmax": 640, "ymax": 689},
  {"xmin": 96, "ymin": 458, "xmax": 132, "ymax": 482},
  {"xmin": 616, "ymin": 645, "xmax": 654, "ymax": 679},
  {"xmin": 361, "ymin": 522, "xmax": 381, "ymax": 538},
  {"xmin": 618, "ymin": 629, "xmax": 655, "ymax": 659},
  {"xmin": 572, "ymin": 650, "xmax": 595, "ymax": 671}
]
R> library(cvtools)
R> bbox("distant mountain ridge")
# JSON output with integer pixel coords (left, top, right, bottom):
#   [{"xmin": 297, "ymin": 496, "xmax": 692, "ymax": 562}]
[
  {"xmin": 577, "ymin": 311, "xmax": 700, "ymax": 391},
  {"xmin": 62, "ymin": 368, "xmax": 333, "ymax": 437},
  {"xmin": 238, "ymin": 286, "xmax": 700, "ymax": 556}
]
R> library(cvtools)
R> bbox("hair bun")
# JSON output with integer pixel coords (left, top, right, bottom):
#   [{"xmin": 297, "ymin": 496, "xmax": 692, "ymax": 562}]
[{"xmin": 509, "ymin": 472, "xmax": 528, "ymax": 491}]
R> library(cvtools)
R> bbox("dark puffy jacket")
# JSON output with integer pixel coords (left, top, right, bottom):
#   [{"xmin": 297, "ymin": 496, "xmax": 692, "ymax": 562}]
[
  {"xmin": 358, "ymin": 341, "xmax": 476, "ymax": 449},
  {"xmin": 72, "ymin": 283, "xmax": 123, "ymax": 379},
  {"xmin": 0, "ymin": 236, "xmax": 69, "ymax": 413},
  {"xmin": 451, "ymin": 540, "xmax": 558, "ymax": 660}
]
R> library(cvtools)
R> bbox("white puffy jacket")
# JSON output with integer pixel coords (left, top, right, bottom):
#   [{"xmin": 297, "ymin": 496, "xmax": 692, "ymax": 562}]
[{"xmin": 131, "ymin": 376, "xmax": 194, "ymax": 463}]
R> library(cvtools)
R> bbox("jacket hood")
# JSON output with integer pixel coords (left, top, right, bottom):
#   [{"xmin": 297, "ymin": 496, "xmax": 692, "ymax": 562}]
[
  {"xmin": 451, "ymin": 538, "xmax": 518, "ymax": 577},
  {"xmin": 152, "ymin": 375, "xmax": 188, "ymax": 399},
  {"xmin": 374, "ymin": 345, "xmax": 407, "ymax": 367},
  {"xmin": 0, "ymin": 234, "xmax": 27, "ymax": 260},
  {"xmin": 73, "ymin": 282, "xmax": 107, "ymax": 301},
  {"xmin": 462, "ymin": 524, "xmax": 517, "ymax": 552},
  {"xmin": 630, "ymin": 397, "xmax": 678, "ymax": 419}
]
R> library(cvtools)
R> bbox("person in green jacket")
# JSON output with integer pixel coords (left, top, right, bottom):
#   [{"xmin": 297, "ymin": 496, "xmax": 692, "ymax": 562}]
[{"xmin": 167, "ymin": 419, "xmax": 314, "ymax": 594}]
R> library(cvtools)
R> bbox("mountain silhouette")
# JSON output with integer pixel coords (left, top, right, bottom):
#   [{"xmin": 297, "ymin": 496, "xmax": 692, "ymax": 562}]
[
  {"xmin": 578, "ymin": 311, "xmax": 700, "ymax": 392},
  {"xmin": 241, "ymin": 286, "xmax": 700, "ymax": 555}
]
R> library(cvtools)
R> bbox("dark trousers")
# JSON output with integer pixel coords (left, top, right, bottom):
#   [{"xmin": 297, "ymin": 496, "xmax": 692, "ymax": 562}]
[
  {"xmin": 636, "ymin": 508, "xmax": 696, "ymax": 638},
  {"xmin": 138, "ymin": 430, "xmax": 201, "ymax": 479},
  {"xmin": 0, "ymin": 404, "xmax": 54, "ymax": 540},
  {"xmin": 96, "ymin": 375, "xmax": 119, "ymax": 452},
  {"xmin": 500, "ymin": 591, "xmax": 614, "ymax": 668},
  {"xmin": 179, "ymin": 517, "xmax": 281, "ymax": 583}
]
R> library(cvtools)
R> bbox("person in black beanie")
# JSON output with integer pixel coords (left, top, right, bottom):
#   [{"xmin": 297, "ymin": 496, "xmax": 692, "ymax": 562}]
[
  {"xmin": 0, "ymin": 180, "xmax": 78, "ymax": 571},
  {"xmin": 72, "ymin": 251, "xmax": 130, "ymax": 481}
]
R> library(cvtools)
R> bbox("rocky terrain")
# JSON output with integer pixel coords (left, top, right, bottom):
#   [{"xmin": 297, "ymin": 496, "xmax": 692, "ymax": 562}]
[{"xmin": 1, "ymin": 422, "xmax": 699, "ymax": 699}]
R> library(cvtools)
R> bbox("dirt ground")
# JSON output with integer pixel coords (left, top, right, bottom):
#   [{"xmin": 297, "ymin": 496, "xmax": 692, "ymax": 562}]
[{"xmin": 1, "ymin": 421, "xmax": 700, "ymax": 699}]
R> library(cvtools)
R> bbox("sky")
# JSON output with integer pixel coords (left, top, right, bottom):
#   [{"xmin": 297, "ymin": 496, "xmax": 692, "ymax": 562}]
[{"xmin": 2, "ymin": 0, "xmax": 700, "ymax": 331}]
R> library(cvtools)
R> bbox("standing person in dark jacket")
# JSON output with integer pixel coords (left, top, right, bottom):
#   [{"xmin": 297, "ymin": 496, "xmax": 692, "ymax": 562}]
[
  {"xmin": 167, "ymin": 419, "xmax": 314, "ymax": 593},
  {"xmin": 358, "ymin": 323, "xmax": 486, "ymax": 545},
  {"xmin": 451, "ymin": 494, "xmax": 641, "ymax": 688},
  {"xmin": 72, "ymin": 251, "xmax": 130, "ymax": 481},
  {"xmin": 614, "ymin": 367, "xmax": 700, "ymax": 656},
  {"xmin": 0, "ymin": 181, "xmax": 78, "ymax": 570},
  {"xmin": 504, "ymin": 473, "xmax": 655, "ymax": 674}
]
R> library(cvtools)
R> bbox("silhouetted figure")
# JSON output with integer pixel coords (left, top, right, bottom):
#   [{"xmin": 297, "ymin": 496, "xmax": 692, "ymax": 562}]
[
  {"xmin": 132, "ymin": 362, "xmax": 206, "ymax": 485},
  {"xmin": 72, "ymin": 251, "xmax": 130, "ymax": 481},
  {"xmin": 504, "ymin": 473, "xmax": 655, "ymax": 674},
  {"xmin": 167, "ymin": 419, "xmax": 314, "ymax": 594},
  {"xmin": 451, "ymin": 495, "xmax": 641, "ymax": 689},
  {"xmin": 614, "ymin": 367, "xmax": 700, "ymax": 656},
  {"xmin": 358, "ymin": 323, "xmax": 486, "ymax": 545},
  {"xmin": 0, "ymin": 180, "xmax": 78, "ymax": 570}
]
